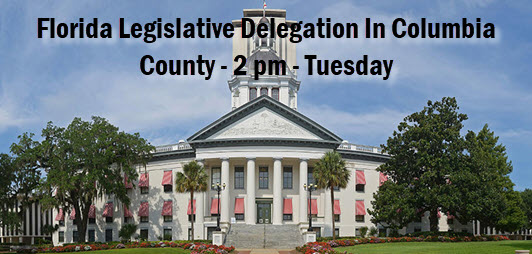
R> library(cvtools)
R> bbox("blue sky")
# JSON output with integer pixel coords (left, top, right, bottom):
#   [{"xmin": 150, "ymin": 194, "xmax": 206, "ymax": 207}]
[{"xmin": 0, "ymin": 0, "xmax": 531, "ymax": 190}]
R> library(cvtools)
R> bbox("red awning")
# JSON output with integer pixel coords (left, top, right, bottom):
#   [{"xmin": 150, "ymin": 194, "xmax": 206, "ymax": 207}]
[
  {"xmin": 437, "ymin": 210, "xmax": 442, "ymax": 218},
  {"xmin": 162, "ymin": 171, "xmax": 173, "ymax": 186},
  {"xmin": 356, "ymin": 170, "xmax": 366, "ymax": 185},
  {"xmin": 103, "ymin": 202, "xmax": 113, "ymax": 217},
  {"xmin": 55, "ymin": 208, "xmax": 64, "ymax": 221},
  {"xmin": 334, "ymin": 200, "xmax": 341, "ymax": 215},
  {"xmin": 88, "ymin": 205, "xmax": 96, "ymax": 219},
  {"xmin": 187, "ymin": 200, "xmax": 196, "ymax": 215},
  {"xmin": 139, "ymin": 202, "xmax": 149, "ymax": 217},
  {"xmin": 70, "ymin": 209, "xmax": 76, "ymax": 220},
  {"xmin": 283, "ymin": 199, "xmax": 293, "ymax": 214},
  {"xmin": 379, "ymin": 172, "xmax": 388, "ymax": 186},
  {"xmin": 123, "ymin": 205, "xmax": 133, "ymax": 218},
  {"xmin": 308, "ymin": 199, "xmax": 318, "ymax": 215},
  {"xmin": 234, "ymin": 198, "xmax": 245, "ymax": 214},
  {"xmin": 210, "ymin": 198, "xmax": 219, "ymax": 215},
  {"xmin": 162, "ymin": 201, "xmax": 173, "ymax": 216},
  {"xmin": 447, "ymin": 212, "xmax": 455, "ymax": 219},
  {"xmin": 139, "ymin": 173, "xmax": 149, "ymax": 187},
  {"xmin": 124, "ymin": 174, "xmax": 133, "ymax": 189},
  {"xmin": 356, "ymin": 200, "xmax": 366, "ymax": 215}
]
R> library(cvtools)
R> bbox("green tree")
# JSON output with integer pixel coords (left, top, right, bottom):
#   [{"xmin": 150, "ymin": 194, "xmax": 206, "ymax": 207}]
[
  {"xmin": 369, "ymin": 181, "xmax": 417, "ymax": 230},
  {"xmin": 175, "ymin": 160, "xmax": 208, "ymax": 241},
  {"xmin": 521, "ymin": 189, "xmax": 532, "ymax": 229},
  {"xmin": 38, "ymin": 116, "xmax": 153, "ymax": 243},
  {"xmin": 0, "ymin": 153, "xmax": 18, "ymax": 230},
  {"xmin": 371, "ymin": 97, "xmax": 468, "ymax": 231},
  {"xmin": 119, "ymin": 223, "xmax": 137, "ymax": 242},
  {"xmin": 314, "ymin": 151, "xmax": 350, "ymax": 240}
]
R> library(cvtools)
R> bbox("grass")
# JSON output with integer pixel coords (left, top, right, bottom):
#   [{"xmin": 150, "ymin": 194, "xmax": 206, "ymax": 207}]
[
  {"xmin": 80, "ymin": 248, "xmax": 190, "ymax": 254},
  {"xmin": 335, "ymin": 240, "xmax": 532, "ymax": 254}
]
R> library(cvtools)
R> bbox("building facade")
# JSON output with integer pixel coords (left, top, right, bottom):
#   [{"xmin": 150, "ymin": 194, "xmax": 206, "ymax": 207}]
[{"xmin": 49, "ymin": 9, "xmax": 477, "ymax": 245}]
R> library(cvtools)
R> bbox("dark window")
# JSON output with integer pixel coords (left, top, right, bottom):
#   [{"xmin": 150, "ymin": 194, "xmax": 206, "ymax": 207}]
[
  {"xmin": 140, "ymin": 216, "xmax": 149, "ymax": 223},
  {"xmin": 73, "ymin": 230, "xmax": 79, "ymax": 243},
  {"xmin": 259, "ymin": 167, "xmax": 269, "ymax": 189},
  {"xmin": 58, "ymin": 231, "xmax": 64, "ymax": 242},
  {"xmin": 89, "ymin": 218, "xmax": 96, "ymax": 224},
  {"xmin": 272, "ymin": 88, "xmax": 279, "ymax": 100},
  {"xmin": 260, "ymin": 88, "xmax": 268, "ymax": 96},
  {"xmin": 414, "ymin": 228, "xmax": 422, "ymax": 232},
  {"xmin": 235, "ymin": 214, "xmax": 244, "ymax": 221},
  {"xmin": 59, "ymin": 220, "xmax": 64, "ymax": 226},
  {"xmin": 163, "ymin": 229, "xmax": 172, "ymax": 241},
  {"xmin": 355, "ymin": 215, "xmax": 364, "ymax": 222},
  {"xmin": 283, "ymin": 214, "xmax": 292, "ymax": 221},
  {"xmin": 283, "ymin": 167, "xmax": 293, "ymax": 189},
  {"xmin": 249, "ymin": 88, "xmax": 257, "ymax": 100},
  {"xmin": 334, "ymin": 228, "xmax": 340, "ymax": 236},
  {"xmin": 141, "ymin": 187, "xmax": 149, "ymax": 194},
  {"xmin": 124, "ymin": 217, "xmax": 132, "ymax": 224},
  {"xmin": 140, "ymin": 229, "xmax": 148, "ymax": 241},
  {"xmin": 334, "ymin": 214, "xmax": 340, "ymax": 222},
  {"xmin": 105, "ymin": 229, "xmax": 112, "ymax": 242},
  {"xmin": 88, "ymin": 230, "xmax": 95, "ymax": 242},
  {"xmin": 307, "ymin": 167, "xmax": 315, "ymax": 185},
  {"xmin": 164, "ymin": 216, "xmax": 172, "ymax": 222},
  {"xmin": 211, "ymin": 167, "xmax": 221, "ymax": 190},
  {"xmin": 188, "ymin": 215, "xmax": 196, "ymax": 222},
  {"xmin": 313, "ymin": 227, "xmax": 321, "ymax": 238},
  {"xmin": 207, "ymin": 227, "xmax": 216, "ymax": 241},
  {"xmin": 105, "ymin": 217, "xmax": 113, "ymax": 223},
  {"xmin": 356, "ymin": 184, "xmax": 365, "ymax": 192},
  {"xmin": 164, "ymin": 185, "xmax": 172, "ymax": 193},
  {"xmin": 188, "ymin": 228, "xmax": 193, "ymax": 240},
  {"xmin": 234, "ymin": 167, "xmax": 245, "ymax": 189}
]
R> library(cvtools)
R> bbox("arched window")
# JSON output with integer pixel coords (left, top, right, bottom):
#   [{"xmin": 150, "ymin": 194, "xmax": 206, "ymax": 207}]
[
  {"xmin": 249, "ymin": 88, "xmax": 257, "ymax": 101},
  {"xmin": 272, "ymin": 88, "xmax": 279, "ymax": 101},
  {"xmin": 260, "ymin": 88, "xmax": 268, "ymax": 96}
]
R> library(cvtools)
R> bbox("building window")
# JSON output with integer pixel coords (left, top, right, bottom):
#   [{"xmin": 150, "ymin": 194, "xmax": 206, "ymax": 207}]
[
  {"xmin": 260, "ymin": 87, "xmax": 268, "ymax": 96},
  {"xmin": 234, "ymin": 167, "xmax": 244, "ymax": 189},
  {"xmin": 73, "ymin": 230, "xmax": 79, "ymax": 243},
  {"xmin": 163, "ymin": 185, "xmax": 172, "ymax": 193},
  {"xmin": 188, "ymin": 215, "xmax": 196, "ymax": 222},
  {"xmin": 355, "ymin": 228, "xmax": 360, "ymax": 236},
  {"xmin": 355, "ymin": 215, "xmax": 364, "ymax": 222},
  {"xmin": 283, "ymin": 214, "xmax": 292, "ymax": 221},
  {"xmin": 164, "ymin": 216, "xmax": 172, "ymax": 222},
  {"xmin": 334, "ymin": 214, "xmax": 340, "ymax": 222},
  {"xmin": 356, "ymin": 184, "xmax": 365, "ymax": 192},
  {"xmin": 124, "ymin": 217, "xmax": 132, "ymax": 224},
  {"xmin": 211, "ymin": 167, "xmax": 221, "ymax": 190},
  {"xmin": 89, "ymin": 218, "xmax": 96, "ymax": 224},
  {"xmin": 259, "ymin": 166, "xmax": 269, "ymax": 189},
  {"xmin": 249, "ymin": 88, "xmax": 257, "ymax": 100},
  {"xmin": 307, "ymin": 167, "xmax": 315, "ymax": 185},
  {"xmin": 207, "ymin": 227, "xmax": 216, "ymax": 241},
  {"xmin": 188, "ymin": 228, "xmax": 193, "ymax": 240},
  {"xmin": 140, "ymin": 216, "xmax": 149, "ymax": 223},
  {"xmin": 235, "ymin": 214, "xmax": 244, "ymax": 221},
  {"xmin": 88, "ymin": 229, "xmax": 95, "ymax": 242},
  {"xmin": 105, "ymin": 216, "xmax": 113, "ymax": 223},
  {"xmin": 283, "ymin": 166, "xmax": 293, "ymax": 189},
  {"xmin": 313, "ymin": 227, "xmax": 321, "ymax": 238},
  {"xmin": 141, "ymin": 187, "xmax": 149, "ymax": 194},
  {"xmin": 414, "ymin": 228, "xmax": 422, "ymax": 232},
  {"xmin": 58, "ymin": 231, "xmax": 64, "ymax": 243},
  {"xmin": 59, "ymin": 220, "xmax": 64, "ymax": 226},
  {"xmin": 163, "ymin": 228, "xmax": 172, "ymax": 241},
  {"xmin": 140, "ymin": 229, "xmax": 148, "ymax": 241},
  {"xmin": 272, "ymin": 88, "xmax": 279, "ymax": 100},
  {"xmin": 334, "ymin": 228, "xmax": 340, "ymax": 236},
  {"xmin": 105, "ymin": 229, "xmax": 113, "ymax": 242}
]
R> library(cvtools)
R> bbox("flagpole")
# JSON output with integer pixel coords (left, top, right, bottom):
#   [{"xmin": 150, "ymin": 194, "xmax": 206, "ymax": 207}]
[{"xmin": 263, "ymin": 0, "xmax": 266, "ymax": 17}]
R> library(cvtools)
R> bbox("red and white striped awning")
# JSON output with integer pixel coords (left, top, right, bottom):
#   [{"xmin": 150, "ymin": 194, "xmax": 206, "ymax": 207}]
[
  {"xmin": 210, "ymin": 198, "xmax": 219, "ymax": 215},
  {"xmin": 139, "ymin": 202, "xmax": 149, "ymax": 217},
  {"xmin": 55, "ymin": 208, "xmax": 64, "ymax": 221},
  {"xmin": 70, "ymin": 209, "xmax": 76, "ymax": 220},
  {"xmin": 356, "ymin": 170, "xmax": 366, "ymax": 185},
  {"xmin": 356, "ymin": 200, "xmax": 366, "ymax": 215},
  {"xmin": 139, "ymin": 173, "xmax": 149, "ymax": 187},
  {"xmin": 334, "ymin": 200, "xmax": 341, "ymax": 215},
  {"xmin": 88, "ymin": 205, "xmax": 96, "ymax": 219},
  {"xmin": 123, "ymin": 205, "xmax": 133, "ymax": 218},
  {"xmin": 308, "ymin": 199, "xmax": 318, "ymax": 215},
  {"xmin": 103, "ymin": 202, "xmax": 113, "ymax": 217},
  {"xmin": 379, "ymin": 172, "xmax": 388, "ymax": 186},
  {"xmin": 283, "ymin": 199, "xmax": 293, "ymax": 214},
  {"xmin": 447, "ymin": 212, "xmax": 456, "ymax": 219},
  {"xmin": 437, "ymin": 210, "xmax": 442, "ymax": 218},
  {"xmin": 187, "ymin": 200, "xmax": 196, "ymax": 215},
  {"xmin": 162, "ymin": 171, "xmax": 173, "ymax": 186},
  {"xmin": 234, "ymin": 198, "xmax": 245, "ymax": 214},
  {"xmin": 124, "ymin": 174, "xmax": 133, "ymax": 189},
  {"xmin": 162, "ymin": 201, "xmax": 172, "ymax": 216}
]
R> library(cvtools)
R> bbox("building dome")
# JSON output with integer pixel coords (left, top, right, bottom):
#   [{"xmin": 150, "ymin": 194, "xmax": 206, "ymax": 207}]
[
  {"xmin": 245, "ymin": 50, "xmax": 290, "ymax": 74},
  {"xmin": 259, "ymin": 17, "xmax": 270, "ymax": 24}
]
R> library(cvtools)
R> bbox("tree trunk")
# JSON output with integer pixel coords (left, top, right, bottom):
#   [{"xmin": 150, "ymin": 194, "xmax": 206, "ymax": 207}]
[
  {"xmin": 330, "ymin": 186, "xmax": 336, "ymax": 240},
  {"xmin": 190, "ymin": 191, "xmax": 194, "ymax": 241},
  {"xmin": 429, "ymin": 208, "xmax": 439, "ymax": 232},
  {"xmin": 75, "ymin": 203, "xmax": 90, "ymax": 243}
]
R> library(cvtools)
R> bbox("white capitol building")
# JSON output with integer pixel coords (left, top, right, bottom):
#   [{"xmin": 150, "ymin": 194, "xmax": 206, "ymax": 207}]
[{"xmin": 0, "ymin": 8, "xmax": 479, "ymax": 248}]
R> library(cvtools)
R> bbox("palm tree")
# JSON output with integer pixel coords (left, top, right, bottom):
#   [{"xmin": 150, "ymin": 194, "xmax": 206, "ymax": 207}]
[
  {"xmin": 314, "ymin": 151, "xmax": 351, "ymax": 240},
  {"xmin": 175, "ymin": 161, "xmax": 208, "ymax": 241}
]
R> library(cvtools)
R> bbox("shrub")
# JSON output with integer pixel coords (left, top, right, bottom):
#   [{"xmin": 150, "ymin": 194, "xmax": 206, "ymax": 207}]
[
  {"xmin": 360, "ymin": 226, "xmax": 368, "ymax": 238},
  {"xmin": 369, "ymin": 226, "xmax": 378, "ymax": 237},
  {"xmin": 119, "ymin": 224, "xmax": 137, "ymax": 242}
]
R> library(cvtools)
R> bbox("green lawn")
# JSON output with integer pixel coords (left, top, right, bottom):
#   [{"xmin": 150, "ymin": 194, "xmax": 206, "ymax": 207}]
[
  {"xmin": 85, "ymin": 248, "xmax": 190, "ymax": 254},
  {"xmin": 336, "ymin": 240, "xmax": 532, "ymax": 254}
]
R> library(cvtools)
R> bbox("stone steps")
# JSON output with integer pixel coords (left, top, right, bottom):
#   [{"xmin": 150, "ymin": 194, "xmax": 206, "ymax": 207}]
[{"xmin": 225, "ymin": 224, "xmax": 304, "ymax": 249}]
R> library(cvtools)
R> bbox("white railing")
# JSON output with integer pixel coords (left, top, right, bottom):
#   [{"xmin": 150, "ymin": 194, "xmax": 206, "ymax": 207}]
[
  {"xmin": 154, "ymin": 141, "xmax": 192, "ymax": 153},
  {"xmin": 337, "ymin": 142, "xmax": 386, "ymax": 154}
]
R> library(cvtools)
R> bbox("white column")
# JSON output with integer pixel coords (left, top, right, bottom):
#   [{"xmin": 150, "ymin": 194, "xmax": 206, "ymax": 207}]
[
  {"xmin": 299, "ymin": 159, "xmax": 308, "ymax": 224},
  {"xmin": 37, "ymin": 203, "xmax": 41, "ymax": 236},
  {"xmin": 273, "ymin": 158, "xmax": 283, "ymax": 225},
  {"xmin": 324, "ymin": 188, "xmax": 333, "ymax": 236},
  {"xmin": 196, "ymin": 159, "xmax": 205, "ymax": 239},
  {"xmin": 221, "ymin": 158, "xmax": 230, "ymax": 223},
  {"xmin": 246, "ymin": 158, "xmax": 256, "ymax": 224}
]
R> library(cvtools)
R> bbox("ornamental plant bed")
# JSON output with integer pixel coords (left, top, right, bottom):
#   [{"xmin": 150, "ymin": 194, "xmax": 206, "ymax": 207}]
[{"xmin": 17, "ymin": 241, "xmax": 235, "ymax": 254}]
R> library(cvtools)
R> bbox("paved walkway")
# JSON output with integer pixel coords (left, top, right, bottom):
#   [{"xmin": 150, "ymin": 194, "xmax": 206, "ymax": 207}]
[{"xmin": 235, "ymin": 249, "xmax": 296, "ymax": 254}]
